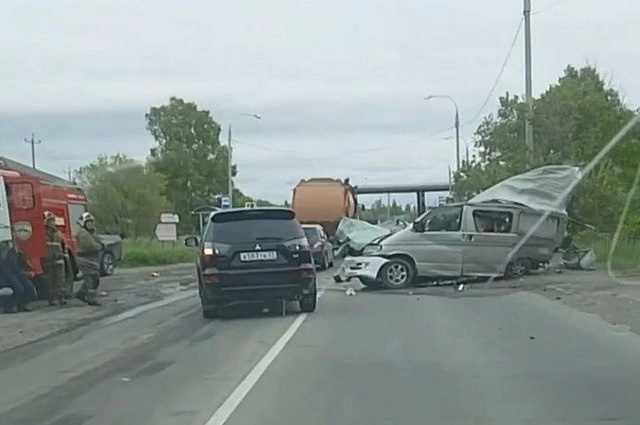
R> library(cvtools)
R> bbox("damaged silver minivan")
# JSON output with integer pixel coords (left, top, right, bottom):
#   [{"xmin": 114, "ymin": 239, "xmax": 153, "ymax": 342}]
[
  {"xmin": 347, "ymin": 201, "xmax": 566, "ymax": 289},
  {"xmin": 341, "ymin": 165, "xmax": 580, "ymax": 289}
]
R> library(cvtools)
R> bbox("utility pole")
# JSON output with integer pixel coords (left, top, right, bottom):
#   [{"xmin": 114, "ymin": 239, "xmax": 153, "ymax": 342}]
[
  {"xmin": 24, "ymin": 133, "xmax": 42, "ymax": 169},
  {"xmin": 386, "ymin": 193, "xmax": 391, "ymax": 221},
  {"xmin": 454, "ymin": 108, "xmax": 460, "ymax": 171},
  {"xmin": 424, "ymin": 95, "xmax": 460, "ymax": 171},
  {"xmin": 226, "ymin": 113, "xmax": 261, "ymax": 207},
  {"xmin": 227, "ymin": 125, "xmax": 233, "ymax": 206},
  {"xmin": 523, "ymin": 0, "xmax": 534, "ymax": 155}
]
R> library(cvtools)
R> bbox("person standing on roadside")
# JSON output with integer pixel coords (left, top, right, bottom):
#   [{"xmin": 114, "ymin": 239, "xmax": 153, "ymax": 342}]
[
  {"xmin": 43, "ymin": 211, "xmax": 67, "ymax": 306},
  {"xmin": 74, "ymin": 212, "xmax": 104, "ymax": 306}
]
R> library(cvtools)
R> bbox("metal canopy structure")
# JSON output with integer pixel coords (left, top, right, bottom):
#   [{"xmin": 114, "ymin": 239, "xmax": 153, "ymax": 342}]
[
  {"xmin": 353, "ymin": 182, "xmax": 451, "ymax": 215},
  {"xmin": 354, "ymin": 183, "xmax": 450, "ymax": 194},
  {"xmin": 191, "ymin": 205, "xmax": 218, "ymax": 236}
]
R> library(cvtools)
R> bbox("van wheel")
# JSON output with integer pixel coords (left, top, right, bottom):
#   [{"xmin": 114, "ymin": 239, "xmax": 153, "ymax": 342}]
[
  {"xmin": 380, "ymin": 258, "xmax": 415, "ymax": 289},
  {"xmin": 505, "ymin": 258, "xmax": 531, "ymax": 279},
  {"xmin": 100, "ymin": 252, "xmax": 115, "ymax": 276}
]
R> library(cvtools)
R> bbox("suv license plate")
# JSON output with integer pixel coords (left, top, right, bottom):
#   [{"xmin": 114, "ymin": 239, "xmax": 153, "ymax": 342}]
[{"xmin": 240, "ymin": 251, "xmax": 278, "ymax": 262}]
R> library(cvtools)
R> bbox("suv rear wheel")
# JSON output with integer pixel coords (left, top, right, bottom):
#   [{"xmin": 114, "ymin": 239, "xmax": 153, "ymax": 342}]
[
  {"xmin": 202, "ymin": 303, "xmax": 218, "ymax": 319},
  {"xmin": 300, "ymin": 290, "xmax": 317, "ymax": 313}
]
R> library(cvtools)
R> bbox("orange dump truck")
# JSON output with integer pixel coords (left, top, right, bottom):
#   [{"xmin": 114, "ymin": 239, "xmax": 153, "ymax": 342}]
[{"xmin": 291, "ymin": 178, "xmax": 358, "ymax": 237}]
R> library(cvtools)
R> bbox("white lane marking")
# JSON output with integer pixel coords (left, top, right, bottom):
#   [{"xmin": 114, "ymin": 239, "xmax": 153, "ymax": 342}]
[
  {"xmin": 101, "ymin": 289, "xmax": 196, "ymax": 326},
  {"xmin": 204, "ymin": 290, "xmax": 324, "ymax": 425}
]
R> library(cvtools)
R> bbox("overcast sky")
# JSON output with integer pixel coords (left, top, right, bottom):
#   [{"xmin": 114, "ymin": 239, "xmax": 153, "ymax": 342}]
[{"xmin": 0, "ymin": 0, "xmax": 638, "ymax": 203}]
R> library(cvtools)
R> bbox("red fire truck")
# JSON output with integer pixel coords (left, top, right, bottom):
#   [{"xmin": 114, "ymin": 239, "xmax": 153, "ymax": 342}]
[{"xmin": 0, "ymin": 157, "xmax": 121, "ymax": 299}]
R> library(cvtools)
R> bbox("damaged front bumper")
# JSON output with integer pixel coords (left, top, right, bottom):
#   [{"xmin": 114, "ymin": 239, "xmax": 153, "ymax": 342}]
[{"xmin": 337, "ymin": 256, "xmax": 390, "ymax": 281}]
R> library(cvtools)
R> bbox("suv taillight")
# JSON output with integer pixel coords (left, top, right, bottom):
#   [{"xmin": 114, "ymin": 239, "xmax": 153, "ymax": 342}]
[
  {"xmin": 203, "ymin": 273, "xmax": 220, "ymax": 284},
  {"xmin": 203, "ymin": 242, "xmax": 219, "ymax": 256},
  {"xmin": 300, "ymin": 268, "xmax": 314, "ymax": 279}
]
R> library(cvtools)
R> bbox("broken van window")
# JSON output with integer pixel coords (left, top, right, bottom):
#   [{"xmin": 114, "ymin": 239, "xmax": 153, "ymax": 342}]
[
  {"xmin": 472, "ymin": 210, "xmax": 513, "ymax": 233},
  {"xmin": 425, "ymin": 206, "xmax": 462, "ymax": 232}
]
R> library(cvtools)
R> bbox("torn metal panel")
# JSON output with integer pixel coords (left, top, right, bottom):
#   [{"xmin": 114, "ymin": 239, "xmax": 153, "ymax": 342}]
[
  {"xmin": 335, "ymin": 217, "xmax": 392, "ymax": 253},
  {"xmin": 470, "ymin": 165, "xmax": 582, "ymax": 215}
]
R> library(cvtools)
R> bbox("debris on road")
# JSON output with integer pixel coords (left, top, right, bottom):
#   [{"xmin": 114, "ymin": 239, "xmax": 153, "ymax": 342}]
[
  {"xmin": 562, "ymin": 246, "xmax": 597, "ymax": 270},
  {"xmin": 345, "ymin": 288, "xmax": 357, "ymax": 296}
]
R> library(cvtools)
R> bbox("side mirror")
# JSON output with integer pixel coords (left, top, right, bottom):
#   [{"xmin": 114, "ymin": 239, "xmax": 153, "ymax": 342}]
[
  {"xmin": 184, "ymin": 236, "xmax": 199, "ymax": 248},
  {"xmin": 412, "ymin": 220, "xmax": 425, "ymax": 233}
]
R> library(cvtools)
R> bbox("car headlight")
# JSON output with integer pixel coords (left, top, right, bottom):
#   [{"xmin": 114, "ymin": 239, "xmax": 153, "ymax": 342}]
[{"xmin": 362, "ymin": 244, "xmax": 382, "ymax": 256}]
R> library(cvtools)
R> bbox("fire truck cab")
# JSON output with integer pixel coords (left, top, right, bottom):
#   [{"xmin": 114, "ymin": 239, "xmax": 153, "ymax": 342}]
[
  {"xmin": 1, "ymin": 168, "xmax": 86, "ymax": 296},
  {"xmin": 0, "ymin": 157, "xmax": 122, "ymax": 300}
]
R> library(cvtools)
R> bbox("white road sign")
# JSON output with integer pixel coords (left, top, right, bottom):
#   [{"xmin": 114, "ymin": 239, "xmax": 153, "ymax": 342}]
[
  {"xmin": 155, "ymin": 223, "xmax": 178, "ymax": 242},
  {"xmin": 220, "ymin": 196, "xmax": 231, "ymax": 209},
  {"xmin": 160, "ymin": 213, "xmax": 180, "ymax": 224}
]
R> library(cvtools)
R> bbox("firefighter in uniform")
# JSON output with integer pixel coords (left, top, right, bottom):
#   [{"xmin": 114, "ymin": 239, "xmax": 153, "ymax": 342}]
[
  {"xmin": 75, "ymin": 212, "xmax": 104, "ymax": 306},
  {"xmin": 58, "ymin": 220, "xmax": 75, "ymax": 298},
  {"xmin": 43, "ymin": 212, "xmax": 67, "ymax": 306}
]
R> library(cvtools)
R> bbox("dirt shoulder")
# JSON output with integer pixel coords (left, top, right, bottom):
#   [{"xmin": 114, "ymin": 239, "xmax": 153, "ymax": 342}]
[
  {"xmin": 521, "ymin": 268, "xmax": 640, "ymax": 335},
  {"xmin": 0, "ymin": 263, "xmax": 196, "ymax": 352}
]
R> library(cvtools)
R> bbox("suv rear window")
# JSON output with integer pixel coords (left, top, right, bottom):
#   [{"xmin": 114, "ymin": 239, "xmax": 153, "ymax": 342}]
[{"xmin": 206, "ymin": 209, "xmax": 304, "ymax": 244}]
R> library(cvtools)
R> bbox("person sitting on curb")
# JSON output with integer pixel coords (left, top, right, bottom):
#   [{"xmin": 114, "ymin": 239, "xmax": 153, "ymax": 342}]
[{"xmin": 0, "ymin": 243, "xmax": 37, "ymax": 313}]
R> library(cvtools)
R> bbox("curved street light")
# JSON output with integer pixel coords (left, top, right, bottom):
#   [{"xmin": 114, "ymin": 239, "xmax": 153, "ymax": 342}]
[
  {"xmin": 424, "ymin": 95, "xmax": 460, "ymax": 171},
  {"xmin": 227, "ymin": 113, "xmax": 262, "ymax": 206}
]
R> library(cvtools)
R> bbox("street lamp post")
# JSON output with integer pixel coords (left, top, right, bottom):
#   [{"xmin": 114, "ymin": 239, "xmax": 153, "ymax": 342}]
[
  {"xmin": 425, "ymin": 95, "xmax": 461, "ymax": 171},
  {"xmin": 227, "ymin": 113, "xmax": 261, "ymax": 206}
]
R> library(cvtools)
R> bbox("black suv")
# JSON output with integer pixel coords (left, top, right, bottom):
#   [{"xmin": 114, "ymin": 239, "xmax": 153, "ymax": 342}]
[{"xmin": 185, "ymin": 207, "xmax": 317, "ymax": 319}]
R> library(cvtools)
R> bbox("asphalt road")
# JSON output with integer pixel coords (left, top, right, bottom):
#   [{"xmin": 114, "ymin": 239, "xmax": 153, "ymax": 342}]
[{"xmin": 2, "ymin": 270, "xmax": 640, "ymax": 424}]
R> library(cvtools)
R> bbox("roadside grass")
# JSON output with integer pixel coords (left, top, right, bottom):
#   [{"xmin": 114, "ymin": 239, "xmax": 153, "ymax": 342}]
[
  {"xmin": 575, "ymin": 231, "xmax": 640, "ymax": 270},
  {"xmin": 121, "ymin": 237, "xmax": 197, "ymax": 268}
]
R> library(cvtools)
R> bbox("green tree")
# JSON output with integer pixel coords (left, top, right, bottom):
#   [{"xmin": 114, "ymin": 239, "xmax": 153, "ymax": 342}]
[
  {"xmin": 76, "ymin": 154, "xmax": 169, "ymax": 237},
  {"xmin": 455, "ymin": 65, "xmax": 640, "ymax": 232},
  {"xmin": 145, "ymin": 97, "xmax": 228, "ymax": 231}
]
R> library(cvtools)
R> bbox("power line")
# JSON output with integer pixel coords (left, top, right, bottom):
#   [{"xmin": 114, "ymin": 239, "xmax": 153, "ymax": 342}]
[
  {"xmin": 532, "ymin": 0, "xmax": 572, "ymax": 15},
  {"xmin": 355, "ymin": 17, "xmax": 525, "ymax": 151},
  {"xmin": 234, "ymin": 18, "xmax": 525, "ymax": 158},
  {"xmin": 234, "ymin": 131, "xmax": 454, "ymax": 157},
  {"xmin": 463, "ymin": 17, "xmax": 524, "ymax": 127},
  {"xmin": 233, "ymin": 139, "xmax": 298, "ymax": 153}
]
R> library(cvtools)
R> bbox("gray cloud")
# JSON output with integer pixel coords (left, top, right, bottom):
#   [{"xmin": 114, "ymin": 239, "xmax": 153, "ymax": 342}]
[{"xmin": 0, "ymin": 0, "xmax": 638, "ymax": 202}]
